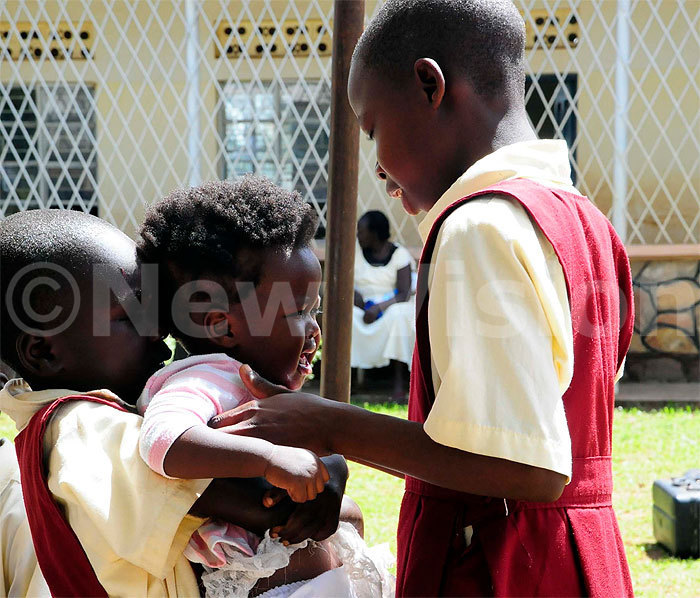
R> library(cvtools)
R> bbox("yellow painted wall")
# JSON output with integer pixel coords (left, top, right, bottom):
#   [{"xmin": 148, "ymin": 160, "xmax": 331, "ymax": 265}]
[{"xmin": 1, "ymin": 0, "xmax": 696, "ymax": 245}]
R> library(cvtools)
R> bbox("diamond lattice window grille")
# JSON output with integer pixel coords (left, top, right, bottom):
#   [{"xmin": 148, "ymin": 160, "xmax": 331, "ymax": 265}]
[{"xmin": 0, "ymin": 1, "xmax": 697, "ymax": 246}]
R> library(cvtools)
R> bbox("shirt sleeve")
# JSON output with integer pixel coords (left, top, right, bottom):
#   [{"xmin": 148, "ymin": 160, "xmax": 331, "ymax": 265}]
[
  {"xmin": 45, "ymin": 402, "xmax": 211, "ymax": 581},
  {"xmin": 139, "ymin": 363, "xmax": 250, "ymax": 478},
  {"xmin": 423, "ymin": 197, "xmax": 574, "ymax": 480},
  {"xmin": 392, "ymin": 245, "xmax": 415, "ymax": 271}
]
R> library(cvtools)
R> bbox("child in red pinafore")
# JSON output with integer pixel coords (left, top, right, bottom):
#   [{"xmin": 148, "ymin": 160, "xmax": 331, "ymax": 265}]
[{"xmin": 212, "ymin": 1, "xmax": 635, "ymax": 596}]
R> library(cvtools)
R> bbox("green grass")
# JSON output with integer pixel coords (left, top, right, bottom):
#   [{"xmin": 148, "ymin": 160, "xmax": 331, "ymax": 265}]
[
  {"xmin": 0, "ymin": 413, "xmax": 17, "ymax": 439},
  {"xmin": 346, "ymin": 403, "xmax": 700, "ymax": 596},
  {"xmin": 1, "ymin": 403, "xmax": 698, "ymax": 594},
  {"xmin": 611, "ymin": 405, "xmax": 699, "ymax": 597}
]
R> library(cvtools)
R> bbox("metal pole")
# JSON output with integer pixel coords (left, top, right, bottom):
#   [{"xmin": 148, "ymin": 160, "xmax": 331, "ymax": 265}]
[
  {"xmin": 321, "ymin": 0, "xmax": 365, "ymax": 402},
  {"xmin": 185, "ymin": 0, "xmax": 201, "ymax": 187},
  {"xmin": 612, "ymin": 0, "xmax": 629, "ymax": 242}
]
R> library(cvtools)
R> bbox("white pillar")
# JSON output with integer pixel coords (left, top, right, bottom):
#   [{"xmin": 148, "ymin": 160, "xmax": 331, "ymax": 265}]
[
  {"xmin": 185, "ymin": 0, "xmax": 201, "ymax": 187},
  {"xmin": 613, "ymin": 0, "xmax": 630, "ymax": 242}
]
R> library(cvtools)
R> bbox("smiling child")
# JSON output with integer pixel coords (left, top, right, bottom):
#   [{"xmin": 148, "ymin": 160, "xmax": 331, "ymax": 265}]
[
  {"xmin": 211, "ymin": 1, "xmax": 635, "ymax": 596},
  {"xmin": 0, "ymin": 209, "xmax": 351, "ymax": 597},
  {"xmin": 137, "ymin": 176, "xmax": 392, "ymax": 597}
]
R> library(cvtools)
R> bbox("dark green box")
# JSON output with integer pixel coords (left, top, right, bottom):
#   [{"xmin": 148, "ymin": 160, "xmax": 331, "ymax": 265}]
[{"xmin": 652, "ymin": 470, "xmax": 700, "ymax": 558}]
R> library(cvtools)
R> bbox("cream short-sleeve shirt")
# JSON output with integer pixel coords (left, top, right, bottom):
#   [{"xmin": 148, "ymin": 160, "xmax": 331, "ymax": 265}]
[
  {"xmin": 423, "ymin": 197, "xmax": 574, "ymax": 478},
  {"xmin": 418, "ymin": 140, "xmax": 581, "ymax": 480},
  {"xmin": 0, "ymin": 439, "xmax": 50, "ymax": 597},
  {"xmin": 43, "ymin": 400, "xmax": 211, "ymax": 597},
  {"xmin": 0, "ymin": 381, "xmax": 214, "ymax": 596}
]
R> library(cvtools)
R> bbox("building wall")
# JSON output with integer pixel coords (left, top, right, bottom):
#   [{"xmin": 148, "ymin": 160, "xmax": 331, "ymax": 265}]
[
  {"xmin": 2, "ymin": 0, "xmax": 696, "ymax": 245},
  {"xmin": 629, "ymin": 257, "xmax": 700, "ymax": 381},
  {"xmin": 2, "ymin": 1, "xmax": 698, "ymax": 372}
]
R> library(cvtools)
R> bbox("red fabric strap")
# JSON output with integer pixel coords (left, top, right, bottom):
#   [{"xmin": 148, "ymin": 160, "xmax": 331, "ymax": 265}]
[
  {"xmin": 513, "ymin": 456, "xmax": 613, "ymax": 510},
  {"xmin": 15, "ymin": 394, "xmax": 128, "ymax": 598}
]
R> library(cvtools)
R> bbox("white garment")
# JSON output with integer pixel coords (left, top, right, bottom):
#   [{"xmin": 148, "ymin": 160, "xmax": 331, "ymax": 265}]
[
  {"xmin": 202, "ymin": 522, "xmax": 394, "ymax": 598},
  {"xmin": 255, "ymin": 567, "xmax": 352, "ymax": 598},
  {"xmin": 352, "ymin": 244, "xmax": 416, "ymax": 369}
]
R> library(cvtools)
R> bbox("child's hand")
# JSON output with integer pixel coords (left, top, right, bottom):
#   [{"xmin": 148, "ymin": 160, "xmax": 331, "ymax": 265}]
[
  {"xmin": 264, "ymin": 445, "xmax": 329, "ymax": 503},
  {"xmin": 269, "ymin": 484, "xmax": 343, "ymax": 545},
  {"xmin": 263, "ymin": 454, "xmax": 348, "ymax": 545}
]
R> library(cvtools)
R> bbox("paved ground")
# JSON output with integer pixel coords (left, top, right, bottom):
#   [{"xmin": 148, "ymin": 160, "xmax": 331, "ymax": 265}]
[
  {"xmin": 614, "ymin": 382, "xmax": 699, "ymax": 404},
  {"xmin": 310, "ymin": 377, "xmax": 699, "ymax": 405}
]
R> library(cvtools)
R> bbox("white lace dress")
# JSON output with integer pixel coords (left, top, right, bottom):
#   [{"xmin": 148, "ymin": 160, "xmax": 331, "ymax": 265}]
[{"xmin": 201, "ymin": 522, "xmax": 395, "ymax": 598}]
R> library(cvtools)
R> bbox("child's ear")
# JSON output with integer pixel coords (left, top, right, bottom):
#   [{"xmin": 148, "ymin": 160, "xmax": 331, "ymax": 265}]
[
  {"xmin": 203, "ymin": 311, "xmax": 236, "ymax": 348},
  {"xmin": 15, "ymin": 333, "xmax": 63, "ymax": 378},
  {"xmin": 413, "ymin": 58, "xmax": 446, "ymax": 108}
]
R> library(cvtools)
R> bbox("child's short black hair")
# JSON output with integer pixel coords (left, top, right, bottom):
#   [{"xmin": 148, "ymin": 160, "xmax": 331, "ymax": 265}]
[
  {"xmin": 138, "ymin": 175, "xmax": 318, "ymax": 315},
  {"xmin": 0, "ymin": 209, "xmax": 116, "ymax": 373},
  {"xmin": 359, "ymin": 210, "xmax": 391, "ymax": 242},
  {"xmin": 354, "ymin": 0, "xmax": 526, "ymax": 98}
]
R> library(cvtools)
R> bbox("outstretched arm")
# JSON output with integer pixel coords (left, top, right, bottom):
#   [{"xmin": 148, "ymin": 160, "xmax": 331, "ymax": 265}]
[{"xmin": 212, "ymin": 368, "xmax": 566, "ymax": 503}]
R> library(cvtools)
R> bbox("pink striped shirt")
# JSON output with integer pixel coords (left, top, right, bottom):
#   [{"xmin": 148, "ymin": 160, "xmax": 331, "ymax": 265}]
[
  {"xmin": 137, "ymin": 353, "xmax": 254, "ymax": 478},
  {"xmin": 137, "ymin": 353, "xmax": 259, "ymax": 567}
]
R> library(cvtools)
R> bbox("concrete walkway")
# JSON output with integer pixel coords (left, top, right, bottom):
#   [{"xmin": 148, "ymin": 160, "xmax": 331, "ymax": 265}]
[
  {"xmin": 615, "ymin": 382, "xmax": 699, "ymax": 404},
  {"xmin": 344, "ymin": 381, "xmax": 699, "ymax": 405}
]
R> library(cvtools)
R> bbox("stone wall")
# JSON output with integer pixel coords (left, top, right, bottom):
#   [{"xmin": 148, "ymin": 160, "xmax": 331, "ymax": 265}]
[{"xmin": 628, "ymin": 260, "xmax": 700, "ymax": 382}]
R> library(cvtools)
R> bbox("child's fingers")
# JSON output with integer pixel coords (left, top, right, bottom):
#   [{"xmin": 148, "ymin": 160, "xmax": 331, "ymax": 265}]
[
  {"xmin": 316, "ymin": 472, "xmax": 326, "ymax": 495},
  {"xmin": 289, "ymin": 484, "xmax": 307, "ymax": 503},
  {"xmin": 262, "ymin": 487, "xmax": 287, "ymax": 508},
  {"xmin": 320, "ymin": 461, "xmax": 330, "ymax": 483},
  {"xmin": 275, "ymin": 513, "xmax": 319, "ymax": 545},
  {"xmin": 306, "ymin": 482, "xmax": 316, "ymax": 501},
  {"xmin": 238, "ymin": 364, "xmax": 290, "ymax": 399}
]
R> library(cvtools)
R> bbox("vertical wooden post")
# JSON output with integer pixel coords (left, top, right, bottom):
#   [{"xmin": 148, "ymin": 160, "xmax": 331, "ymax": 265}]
[{"xmin": 321, "ymin": 0, "xmax": 365, "ymax": 402}]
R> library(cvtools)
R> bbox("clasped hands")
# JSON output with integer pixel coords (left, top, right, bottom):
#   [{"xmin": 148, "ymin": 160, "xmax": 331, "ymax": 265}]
[{"xmin": 209, "ymin": 364, "xmax": 343, "ymax": 545}]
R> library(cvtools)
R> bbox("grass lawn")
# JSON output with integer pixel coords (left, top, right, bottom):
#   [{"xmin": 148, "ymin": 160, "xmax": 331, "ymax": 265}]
[
  {"xmin": 1, "ymin": 403, "xmax": 698, "ymax": 595},
  {"xmin": 345, "ymin": 403, "xmax": 699, "ymax": 597}
]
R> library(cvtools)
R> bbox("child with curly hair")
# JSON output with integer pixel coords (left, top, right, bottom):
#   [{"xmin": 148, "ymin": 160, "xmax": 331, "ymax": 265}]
[{"xmin": 137, "ymin": 175, "xmax": 392, "ymax": 598}]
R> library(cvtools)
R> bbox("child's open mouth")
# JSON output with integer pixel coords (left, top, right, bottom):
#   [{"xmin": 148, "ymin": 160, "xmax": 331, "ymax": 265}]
[{"xmin": 297, "ymin": 352, "xmax": 314, "ymax": 376}]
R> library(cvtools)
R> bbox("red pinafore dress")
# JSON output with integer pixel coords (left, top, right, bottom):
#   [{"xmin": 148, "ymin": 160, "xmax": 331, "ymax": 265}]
[{"xmin": 396, "ymin": 179, "xmax": 634, "ymax": 597}]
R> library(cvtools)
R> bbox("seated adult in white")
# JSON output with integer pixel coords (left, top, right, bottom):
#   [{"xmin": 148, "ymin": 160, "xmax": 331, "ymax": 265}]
[{"xmin": 352, "ymin": 211, "xmax": 415, "ymax": 401}]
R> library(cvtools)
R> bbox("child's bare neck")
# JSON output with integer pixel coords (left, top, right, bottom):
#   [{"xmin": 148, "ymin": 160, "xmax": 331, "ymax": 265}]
[{"xmin": 490, "ymin": 109, "xmax": 538, "ymax": 151}]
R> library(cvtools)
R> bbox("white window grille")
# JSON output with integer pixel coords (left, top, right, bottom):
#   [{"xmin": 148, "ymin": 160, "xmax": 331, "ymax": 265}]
[
  {"xmin": 0, "ymin": 84, "xmax": 97, "ymax": 216},
  {"xmin": 0, "ymin": 1, "xmax": 697, "ymax": 247},
  {"xmin": 221, "ymin": 78, "xmax": 330, "ymax": 233}
]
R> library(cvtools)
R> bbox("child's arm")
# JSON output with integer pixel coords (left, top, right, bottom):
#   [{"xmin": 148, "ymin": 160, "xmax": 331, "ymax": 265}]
[
  {"xmin": 139, "ymin": 374, "xmax": 328, "ymax": 502},
  {"xmin": 163, "ymin": 424, "xmax": 328, "ymax": 502}
]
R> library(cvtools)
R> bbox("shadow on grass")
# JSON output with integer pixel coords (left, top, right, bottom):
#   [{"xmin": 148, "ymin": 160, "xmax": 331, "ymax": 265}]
[{"xmin": 641, "ymin": 542, "xmax": 674, "ymax": 561}]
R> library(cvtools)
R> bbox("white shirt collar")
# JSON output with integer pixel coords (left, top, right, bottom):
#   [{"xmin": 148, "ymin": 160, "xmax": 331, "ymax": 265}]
[{"xmin": 418, "ymin": 139, "xmax": 577, "ymax": 242}]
